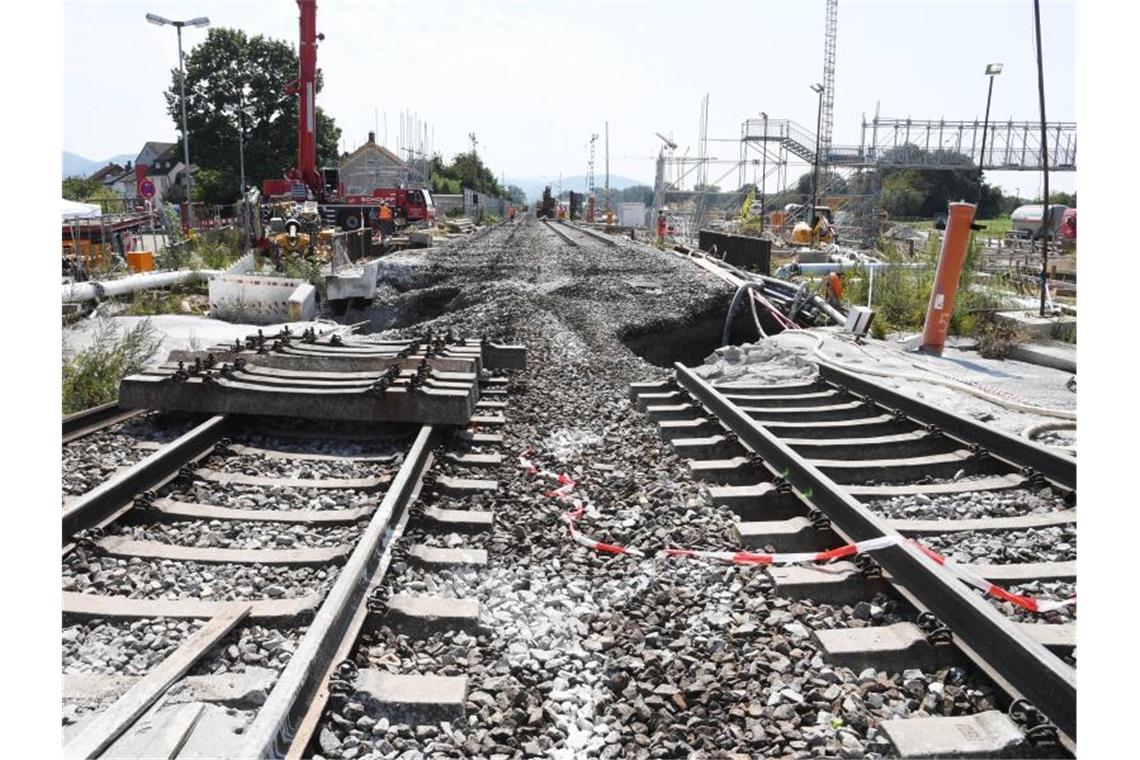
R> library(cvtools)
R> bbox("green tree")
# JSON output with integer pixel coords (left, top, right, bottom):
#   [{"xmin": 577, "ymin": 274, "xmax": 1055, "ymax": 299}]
[
  {"xmin": 63, "ymin": 176, "xmax": 104, "ymax": 201},
  {"xmin": 164, "ymin": 27, "xmax": 341, "ymax": 204},
  {"xmin": 425, "ymin": 151, "xmax": 503, "ymax": 196},
  {"xmin": 505, "ymin": 184, "xmax": 527, "ymax": 205}
]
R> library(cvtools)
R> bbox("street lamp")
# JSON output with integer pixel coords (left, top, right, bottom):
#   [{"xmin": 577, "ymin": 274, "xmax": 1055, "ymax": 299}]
[
  {"xmin": 809, "ymin": 83, "xmax": 824, "ymax": 235},
  {"xmin": 977, "ymin": 62, "xmax": 1003, "ymax": 203},
  {"xmin": 759, "ymin": 112, "xmax": 768, "ymax": 234},
  {"xmin": 232, "ymin": 84, "xmax": 253, "ymax": 252},
  {"xmin": 146, "ymin": 12, "xmax": 210, "ymax": 229}
]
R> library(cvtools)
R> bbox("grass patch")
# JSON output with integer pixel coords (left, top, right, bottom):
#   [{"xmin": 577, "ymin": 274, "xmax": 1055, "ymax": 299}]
[
  {"xmin": 839, "ymin": 234, "xmax": 1010, "ymax": 339},
  {"xmin": 121, "ymin": 280, "xmax": 208, "ymax": 317},
  {"xmin": 63, "ymin": 319, "xmax": 162, "ymax": 414}
]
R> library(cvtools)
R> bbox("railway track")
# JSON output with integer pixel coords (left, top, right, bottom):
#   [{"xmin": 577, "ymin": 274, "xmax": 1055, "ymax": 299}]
[
  {"xmin": 62, "ymin": 217, "xmax": 1079, "ymax": 758},
  {"xmin": 630, "ymin": 358, "xmax": 1076, "ymax": 755},
  {"xmin": 61, "ymin": 338, "xmax": 517, "ymax": 759}
]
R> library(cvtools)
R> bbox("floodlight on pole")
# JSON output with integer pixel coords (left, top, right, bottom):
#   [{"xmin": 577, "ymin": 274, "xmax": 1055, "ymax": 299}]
[
  {"xmin": 810, "ymin": 84, "xmax": 824, "ymax": 239},
  {"xmin": 759, "ymin": 112, "xmax": 768, "ymax": 233},
  {"xmin": 977, "ymin": 62, "xmax": 1003, "ymax": 202},
  {"xmin": 146, "ymin": 12, "xmax": 210, "ymax": 228}
]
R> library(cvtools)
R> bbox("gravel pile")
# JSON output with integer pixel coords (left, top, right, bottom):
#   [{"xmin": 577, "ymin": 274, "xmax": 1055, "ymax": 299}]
[
  {"xmin": 189, "ymin": 624, "xmax": 309, "ymax": 676},
  {"xmin": 986, "ymin": 580, "xmax": 1076, "ymax": 624},
  {"xmin": 211, "ymin": 453, "xmax": 391, "ymax": 481},
  {"xmin": 61, "ymin": 554, "xmax": 339, "ymax": 600},
  {"xmin": 63, "ymin": 617, "xmax": 203, "ymax": 675},
  {"xmin": 61, "ymin": 413, "xmax": 199, "ymax": 497},
  {"xmin": 312, "ymin": 221, "xmax": 1038, "ymax": 758},
  {"xmin": 164, "ymin": 481, "xmax": 376, "ymax": 512},
  {"xmin": 239, "ymin": 433, "xmax": 406, "ymax": 460},
  {"xmin": 917, "ymin": 525, "xmax": 1076, "ymax": 564},
  {"xmin": 867, "ymin": 486, "xmax": 1072, "ymax": 521},
  {"xmin": 115, "ymin": 520, "xmax": 363, "ymax": 550}
]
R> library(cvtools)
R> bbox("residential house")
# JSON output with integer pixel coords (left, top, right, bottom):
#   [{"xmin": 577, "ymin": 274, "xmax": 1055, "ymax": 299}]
[
  {"xmin": 338, "ymin": 132, "xmax": 411, "ymax": 194},
  {"xmin": 108, "ymin": 141, "xmax": 191, "ymax": 204}
]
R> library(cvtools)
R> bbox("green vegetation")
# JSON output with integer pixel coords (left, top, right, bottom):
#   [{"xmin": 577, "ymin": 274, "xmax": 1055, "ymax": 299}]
[
  {"xmin": 156, "ymin": 227, "xmax": 244, "ymax": 272},
  {"xmin": 122, "ymin": 281, "xmax": 208, "ymax": 317},
  {"xmin": 428, "ymin": 152, "xmax": 503, "ymax": 198},
  {"xmin": 63, "ymin": 320, "xmax": 163, "ymax": 414},
  {"xmin": 840, "ymin": 234, "xmax": 1011, "ymax": 344},
  {"xmin": 165, "ymin": 27, "xmax": 342, "ymax": 204},
  {"xmin": 283, "ymin": 257, "xmax": 326, "ymax": 301}
]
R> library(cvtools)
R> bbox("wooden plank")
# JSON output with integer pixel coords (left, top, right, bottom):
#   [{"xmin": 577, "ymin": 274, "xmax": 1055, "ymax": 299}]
[
  {"xmin": 102, "ymin": 701, "xmax": 204, "ymax": 760},
  {"xmin": 63, "ymin": 607, "xmax": 250, "ymax": 760}
]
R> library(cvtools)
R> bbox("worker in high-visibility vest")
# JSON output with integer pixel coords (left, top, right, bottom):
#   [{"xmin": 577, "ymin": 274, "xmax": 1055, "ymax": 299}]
[
  {"xmin": 657, "ymin": 211, "xmax": 667, "ymax": 244},
  {"xmin": 508, "ymin": 206, "xmax": 516, "ymax": 220},
  {"xmin": 378, "ymin": 202, "xmax": 394, "ymax": 240}
]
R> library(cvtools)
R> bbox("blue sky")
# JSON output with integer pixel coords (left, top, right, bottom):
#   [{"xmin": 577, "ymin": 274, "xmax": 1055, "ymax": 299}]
[{"xmin": 63, "ymin": 0, "xmax": 1075, "ymax": 195}]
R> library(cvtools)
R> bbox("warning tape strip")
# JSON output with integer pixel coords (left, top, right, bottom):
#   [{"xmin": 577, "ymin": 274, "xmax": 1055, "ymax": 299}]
[{"xmin": 517, "ymin": 450, "xmax": 1075, "ymax": 614}]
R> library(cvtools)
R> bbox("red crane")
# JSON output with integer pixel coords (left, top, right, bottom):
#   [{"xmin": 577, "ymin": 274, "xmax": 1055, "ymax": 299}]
[{"xmin": 286, "ymin": 0, "xmax": 321, "ymax": 194}]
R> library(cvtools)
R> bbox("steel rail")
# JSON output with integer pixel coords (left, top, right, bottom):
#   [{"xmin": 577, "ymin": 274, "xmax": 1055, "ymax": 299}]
[
  {"xmin": 674, "ymin": 362, "xmax": 1077, "ymax": 744},
  {"xmin": 61, "ymin": 414, "xmax": 230, "ymax": 546},
  {"xmin": 817, "ymin": 363, "xmax": 1076, "ymax": 489},
  {"xmin": 62, "ymin": 401, "xmax": 148, "ymax": 444},
  {"xmin": 541, "ymin": 219, "xmax": 578, "ymax": 247},
  {"xmin": 237, "ymin": 424, "xmax": 439, "ymax": 760}
]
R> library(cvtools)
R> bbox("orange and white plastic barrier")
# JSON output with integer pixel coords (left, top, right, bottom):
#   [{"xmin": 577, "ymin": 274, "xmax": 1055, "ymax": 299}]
[{"xmin": 518, "ymin": 449, "xmax": 1074, "ymax": 615}]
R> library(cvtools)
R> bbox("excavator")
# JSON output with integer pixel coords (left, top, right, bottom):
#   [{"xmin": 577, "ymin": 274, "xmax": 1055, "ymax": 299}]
[{"xmin": 788, "ymin": 205, "xmax": 835, "ymax": 247}]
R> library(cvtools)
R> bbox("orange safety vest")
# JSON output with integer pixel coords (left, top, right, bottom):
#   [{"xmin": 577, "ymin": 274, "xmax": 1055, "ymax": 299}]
[{"xmin": 378, "ymin": 205, "xmax": 392, "ymax": 221}]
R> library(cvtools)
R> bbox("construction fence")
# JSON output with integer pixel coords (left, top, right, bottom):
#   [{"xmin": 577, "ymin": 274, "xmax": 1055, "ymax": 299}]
[{"xmin": 463, "ymin": 188, "xmax": 513, "ymax": 221}]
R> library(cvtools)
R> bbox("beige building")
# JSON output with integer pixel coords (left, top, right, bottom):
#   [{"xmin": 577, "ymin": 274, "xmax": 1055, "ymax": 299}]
[{"xmin": 338, "ymin": 132, "xmax": 411, "ymax": 194}]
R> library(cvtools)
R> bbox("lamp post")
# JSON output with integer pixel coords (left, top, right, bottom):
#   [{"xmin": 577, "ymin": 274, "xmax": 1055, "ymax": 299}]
[
  {"xmin": 810, "ymin": 83, "xmax": 824, "ymax": 235},
  {"xmin": 146, "ymin": 13, "xmax": 209, "ymax": 229},
  {"xmin": 759, "ymin": 112, "xmax": 768, "ymax": 234},
  {"xmin": 977, "ymin": 63, "xmax": 1003, "ymax": 204},
  {"xmin": 236, "ymin": 85, "xmax": 252, "ymax": 252}
]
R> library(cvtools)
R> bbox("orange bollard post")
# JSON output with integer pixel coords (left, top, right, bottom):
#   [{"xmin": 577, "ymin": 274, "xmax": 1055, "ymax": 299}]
[{"xmin": 920, "ymin": 202, "xmax": 977, "ymax": 355}]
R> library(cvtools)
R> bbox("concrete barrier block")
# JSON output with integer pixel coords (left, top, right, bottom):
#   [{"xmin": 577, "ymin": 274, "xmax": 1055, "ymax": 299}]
[{"xmin": 287, "ymin": 282, "xmax": 317, "ymax": 322}]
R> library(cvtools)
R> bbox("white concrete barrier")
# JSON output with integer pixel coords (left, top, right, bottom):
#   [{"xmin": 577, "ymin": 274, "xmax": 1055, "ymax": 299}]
[{"xmin": 209, "ymin": 274, "xmax": 313, "ymax": 324}]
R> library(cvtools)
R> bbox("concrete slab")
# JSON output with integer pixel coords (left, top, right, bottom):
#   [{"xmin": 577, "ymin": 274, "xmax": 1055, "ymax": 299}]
[
  {"xmin": 209, "ymin": 274, "xmax": 312, "ymax": 324},
  {"xmin": 964, "ymin": 560, "xmax": 1076, "ymax": 583},
  {"xmin": 407, "ymin": 544, "xmax": 488, "ymax": 569},
  {"xmin": 767, "ymin": 561, "xmax": 887, "ymax": 604},
  {"xmin": 117, "ymin": 372, "xmax": 477, "ymax": 426},
  {"xmin": 885, "ymin": 508, "xmax": 1076, "ymax": 536},
  {"xmin": 433, "ymin": 474, "xmax": 498, "ymax": 497},
  {"xmin": 645, "ymin": 403, "xmax": 698, "ymax": 422},
  {"xmin": 1007, "ymin": 340, "xmax": 1076, "ymax": 373},
  {"xmin": 381, "ymin": 595, "xmax": 482, "ymax": 635},
  {"xmin": 176, "ymin": 703, "xmax": 255, "ymax": 759},
  {"xmin": 735, "ymin": 516, "xmax": 839, "ymax": 552},
  {"xmin": 62, "ymin": 591, "xmax": 322, "ymax": 623},
  {"xmin": 421, "ymin": 506, "xmax": 493, "ymax": 533},
  {"xmin": 880, "ymin": 710, "xmax": 1025, "ymax": 758},
  {"xmin": 355, "ymin": 670, "xmax": 467, "ymax": 723},
  {"xmin": 686, "ymin": 456, "xmax": 764, "ymax": 486},
  {"xmin": 995, "ymin": 310, "xmax": 1076, "ymax": 342},
  {"xmin": 670, "ymin": 435, "xmax": 746, "ymax": 460},
  {"xmin": 326, "ymin": 258, "xmax": 381, "ymax": 302},
  {"xmin": 634, "ymin": 391, "xmax": 684, "ymax": 412},
  {"xmin": 65, "ymin": 669, "xmax": 276, "ymax": 709},
  {"xmin": 814, "ymin": 622, "xmax": 960, "ymax": 672}
]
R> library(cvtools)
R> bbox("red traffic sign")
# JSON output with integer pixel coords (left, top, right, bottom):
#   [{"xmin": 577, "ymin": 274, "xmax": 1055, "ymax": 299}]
[{"xmin": 139, "ymin": 178, "xmax": 156, "ymax": 199}]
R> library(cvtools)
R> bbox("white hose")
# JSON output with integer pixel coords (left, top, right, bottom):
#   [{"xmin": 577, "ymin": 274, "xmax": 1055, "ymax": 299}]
[
  {"xmin": 1021, "ymin": 420, "xmax": 1077, "ymax": 452},
  {"xmin": 748, "ymin": 290, "xmax": 768, "ymax": 339},
  {"xmin": 781, "ymin": 330, "xmax": 1077, "ymax": 420}
]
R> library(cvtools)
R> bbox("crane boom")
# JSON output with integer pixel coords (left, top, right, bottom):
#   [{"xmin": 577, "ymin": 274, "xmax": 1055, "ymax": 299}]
[{"xmin": 295, "ymin": 0, "xmax": 320, "ymax": 192}]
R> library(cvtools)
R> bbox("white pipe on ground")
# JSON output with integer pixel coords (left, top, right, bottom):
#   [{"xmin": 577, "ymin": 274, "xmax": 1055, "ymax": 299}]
[{"xmin": 62, "ymin": 270, "xmax": 222, "ymax": 304}]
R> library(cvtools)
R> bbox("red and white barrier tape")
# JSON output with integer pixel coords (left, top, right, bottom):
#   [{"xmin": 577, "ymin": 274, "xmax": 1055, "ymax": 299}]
[{"xmin": 517, "ymin": 450, "xmax": 1074, "ymax": 614}]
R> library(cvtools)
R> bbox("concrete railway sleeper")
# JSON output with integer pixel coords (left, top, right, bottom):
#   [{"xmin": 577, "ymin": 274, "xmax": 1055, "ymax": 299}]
[
  {"xmin": 62, "ymin": 371, "xmax": 518, "ymax": 758},
  {"xmin": 631, "ymin": 364, "xmax": 1077, "ymax": 753}
]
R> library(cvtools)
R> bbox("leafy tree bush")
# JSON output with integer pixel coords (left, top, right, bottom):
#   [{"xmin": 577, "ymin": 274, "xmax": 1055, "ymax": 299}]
[{"xmin": 62, "ymin": 320, "xmax": 163, "ymax": 413}]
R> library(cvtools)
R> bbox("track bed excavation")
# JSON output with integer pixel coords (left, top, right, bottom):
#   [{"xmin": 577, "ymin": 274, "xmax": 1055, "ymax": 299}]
[{"xmin": 62, "ymin": 216, "xmax": 1077, "ymax": 758}]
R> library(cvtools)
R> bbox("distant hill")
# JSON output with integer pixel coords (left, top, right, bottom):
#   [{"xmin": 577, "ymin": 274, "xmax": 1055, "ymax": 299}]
[
  {"xmin": 63, "ymin": 151, "xmax": 136, "ymax": 179},
  {"xmin": 506, "ymin": 174, "xmax": 648, "ymax": 204}
]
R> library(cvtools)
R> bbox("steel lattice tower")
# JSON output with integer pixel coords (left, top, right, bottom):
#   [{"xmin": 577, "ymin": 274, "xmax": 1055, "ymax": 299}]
[{"xmin": 820, "ymin": 0, "xmax": 838, "ymax": 161}]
